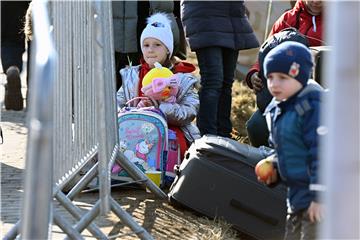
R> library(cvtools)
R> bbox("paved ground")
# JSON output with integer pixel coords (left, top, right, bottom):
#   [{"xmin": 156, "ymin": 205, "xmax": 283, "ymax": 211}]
[
  {"xmin": 0, "ymin": 58, "xmax": 242, "ymax": 239},
  {"xmin": 0, "ymin": 105, "xmax": 241, "ymax": 240},
  {"xmin": 0, "ymin": 63, "xmax": 30, "ymax": 237}
]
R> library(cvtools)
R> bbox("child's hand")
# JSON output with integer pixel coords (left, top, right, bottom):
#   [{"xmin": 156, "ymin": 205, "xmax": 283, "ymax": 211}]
[
  {"xmin": 137, "ymin": 99, "xmax": 154, "ymax": 108},
  {"xmin": 162, "ymin": 96, "xmax": 176, "ymax": 103},
  {"xmin": 307, "ymin": 201, "xmax": 323, "ymax": 223}
]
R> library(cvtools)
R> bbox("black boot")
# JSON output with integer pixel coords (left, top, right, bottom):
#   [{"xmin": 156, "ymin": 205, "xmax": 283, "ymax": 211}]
[{"xmin": 4, "ymin": 66, "xmax": 23, "ymax": 111}]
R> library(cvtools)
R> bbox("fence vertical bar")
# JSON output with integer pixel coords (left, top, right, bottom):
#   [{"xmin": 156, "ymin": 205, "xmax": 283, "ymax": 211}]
[
  {"xmin": 4, "ymin": 1, "xmax": 157, "ymax": 238},
  {"xmin": 21, "ymin": 1, "xmax": 57, "ymax": 238},
  {"xmin": 92, "ymin": 1, "xmax": 111, "ymax": 215},
  {"xmin": 320, "ymin": 2, "xmax": 360, "ymax": 239}
]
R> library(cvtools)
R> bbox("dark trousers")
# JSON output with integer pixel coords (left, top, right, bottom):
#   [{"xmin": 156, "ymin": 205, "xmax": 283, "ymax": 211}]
[
  {"xmin": 195, "ymin": 47, "xmax": 238, "ymax": 138},
  {"xmin": 284, "ymin": 210, "xmax": 318, "ymax": 240},
  {"xmin": 246, "ymin": 109, "xmax": 270, "ymax": 147},
  {"xmin": 1, "ymin": 1, "xmax": 28, "ymax": 73},
  {"xmin": 1, "ymin": 45, "xmax": 25, "ymax": 73}
]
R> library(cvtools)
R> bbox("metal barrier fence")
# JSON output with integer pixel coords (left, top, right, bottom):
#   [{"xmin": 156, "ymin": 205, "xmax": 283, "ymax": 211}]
[
  {"xmin": 51, "ymin": 0, "xmax": 99, "ymax": 192},
  {"xmin": 320, "ymin": 1, "xmax": 359, "ymax": 239},
  {"xmin": 4, "ymin": 1, "xmax": 165, "ymax": 239}
]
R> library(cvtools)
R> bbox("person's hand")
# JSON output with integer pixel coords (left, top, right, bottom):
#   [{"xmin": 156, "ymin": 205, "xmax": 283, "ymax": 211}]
[
  {"xmin": 257, "ymin": 168, "xmax": 278, "ymax": 185},
  {"xmin": 137, "ymin": 99, "xmax": 154, "ymax": 108},
  {"xmin": 307, "ymin": 201, "xmax": 324, "ymax": 223},
  {"xmin": 250, "ymin": 72, "xmax": 263, "ymax": 92}
]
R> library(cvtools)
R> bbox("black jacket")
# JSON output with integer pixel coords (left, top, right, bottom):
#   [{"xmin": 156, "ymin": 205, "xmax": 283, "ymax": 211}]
[
  {"xmin": 181, "ymin": 1, "xmax": 259, "ymax": 51},
  {"xmin": 1, "ymin": 1, "xmax": 30, "ymax": 46}
]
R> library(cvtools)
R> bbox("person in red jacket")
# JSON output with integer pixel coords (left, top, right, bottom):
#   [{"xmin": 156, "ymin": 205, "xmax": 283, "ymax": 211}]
[
  {"xmin": 247, "ymin": 0, "xmax": 323, "ymax": 92},
  {"xmin": 245, "ymin": 0, "xmax": 324, "ymax": 147}
]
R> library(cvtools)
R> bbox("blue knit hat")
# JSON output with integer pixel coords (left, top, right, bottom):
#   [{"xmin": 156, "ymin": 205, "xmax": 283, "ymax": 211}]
[{"xmin": 264, "ymin": 41, "xmax": 313, "ymax": 86}]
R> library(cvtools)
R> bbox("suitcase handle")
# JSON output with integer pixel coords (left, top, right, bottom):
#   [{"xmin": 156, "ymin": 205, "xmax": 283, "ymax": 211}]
[{"xmin": 230, "ymin": 199, "xmax": 279, "ymax": 226}]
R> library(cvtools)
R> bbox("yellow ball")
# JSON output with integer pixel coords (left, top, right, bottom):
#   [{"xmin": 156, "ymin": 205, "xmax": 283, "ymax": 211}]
[{"xmin": 142, "ymin": 63, "xmax": 173, "ymax": 87}]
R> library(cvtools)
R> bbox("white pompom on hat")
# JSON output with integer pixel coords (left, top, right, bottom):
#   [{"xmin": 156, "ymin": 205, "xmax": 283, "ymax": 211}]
[{"xmin": 140, "ymin": 12, "xmax": 174, "ymax": 58}]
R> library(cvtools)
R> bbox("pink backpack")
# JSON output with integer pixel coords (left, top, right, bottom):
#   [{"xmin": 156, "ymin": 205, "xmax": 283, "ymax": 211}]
[
  {"xmin": 166, "ymin": 129, "xmax": 180, "ymax": 181},
  {"xmin": 112, "ymin": 105, "xmax": 180, "ymax": 186}
]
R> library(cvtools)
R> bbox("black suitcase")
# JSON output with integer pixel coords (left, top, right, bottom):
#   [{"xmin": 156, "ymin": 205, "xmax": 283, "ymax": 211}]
[{"xmin": 168, "ymin": 135, "xmax": 287, "ymax": 240}]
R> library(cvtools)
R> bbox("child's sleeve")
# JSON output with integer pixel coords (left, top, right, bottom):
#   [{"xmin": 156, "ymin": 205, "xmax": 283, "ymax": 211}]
[
  {"xmin": 116, "ymin": 87, "xmax": 127, "ymax": 112},
  {"xmin": 302, "ymin": 96, "xmax": 325, "ymax": 202},
  {"xmin": 159, "ymin": 76, "xmax": 199, "ymax": 126}
]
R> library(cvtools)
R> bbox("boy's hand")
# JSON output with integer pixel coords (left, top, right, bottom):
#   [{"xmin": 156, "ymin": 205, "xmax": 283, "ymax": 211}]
[
  {"xmin": 307, "ymin": 201, "xmax": 323, "ymax": 223},
  {"xmin": 250, "ymin": 72, "xmax": 263, "ymax": 92},
  {"xmin": 257, "ymin": 168, "xmax": 278, "ymax": 185}
]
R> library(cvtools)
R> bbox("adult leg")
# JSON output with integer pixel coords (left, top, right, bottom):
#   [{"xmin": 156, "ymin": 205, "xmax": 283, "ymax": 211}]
[
  {"xmin": 1, "ymin": 1, "xmax": 29, "ymax": 110},
  {"xmin": 1, "ymin": 45, "xmax": 24, "ymax": 110},
  {"xmin": 4, "ymin": 66, "xmax": 23, "ymax": 111},
  {"xmin": 1, "ymin": 45, "xmax": 24, "ymax": 73},
  {"xmin": 217, "ymin": 48, "xmax": 238, "ymax": 138},
  {"xmin": 195, "ymin": 47, "xmax": 223, "ymax": 136},
  {"xmin": 246, "ymin": 109, "xmax": 270, "ymax": 147},
  {"xmin": 26, "ymin": 40, "xmax": 32, "ymax": 108}
]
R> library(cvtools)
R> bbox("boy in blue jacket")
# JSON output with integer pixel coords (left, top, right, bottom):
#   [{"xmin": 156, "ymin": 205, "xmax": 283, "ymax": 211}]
[{"xmin": 258, "ymin": 41, "xmax": 325, "ymax": 239}]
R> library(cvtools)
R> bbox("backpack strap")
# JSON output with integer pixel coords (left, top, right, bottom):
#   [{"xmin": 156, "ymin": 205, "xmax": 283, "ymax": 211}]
[
  {"xmin": 294, "ymin": 82, "xmax": 324, "ymax": 116},
  {"xmin": 294, "ymin": 99, "xmax": 312, "ymax": 116}
]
